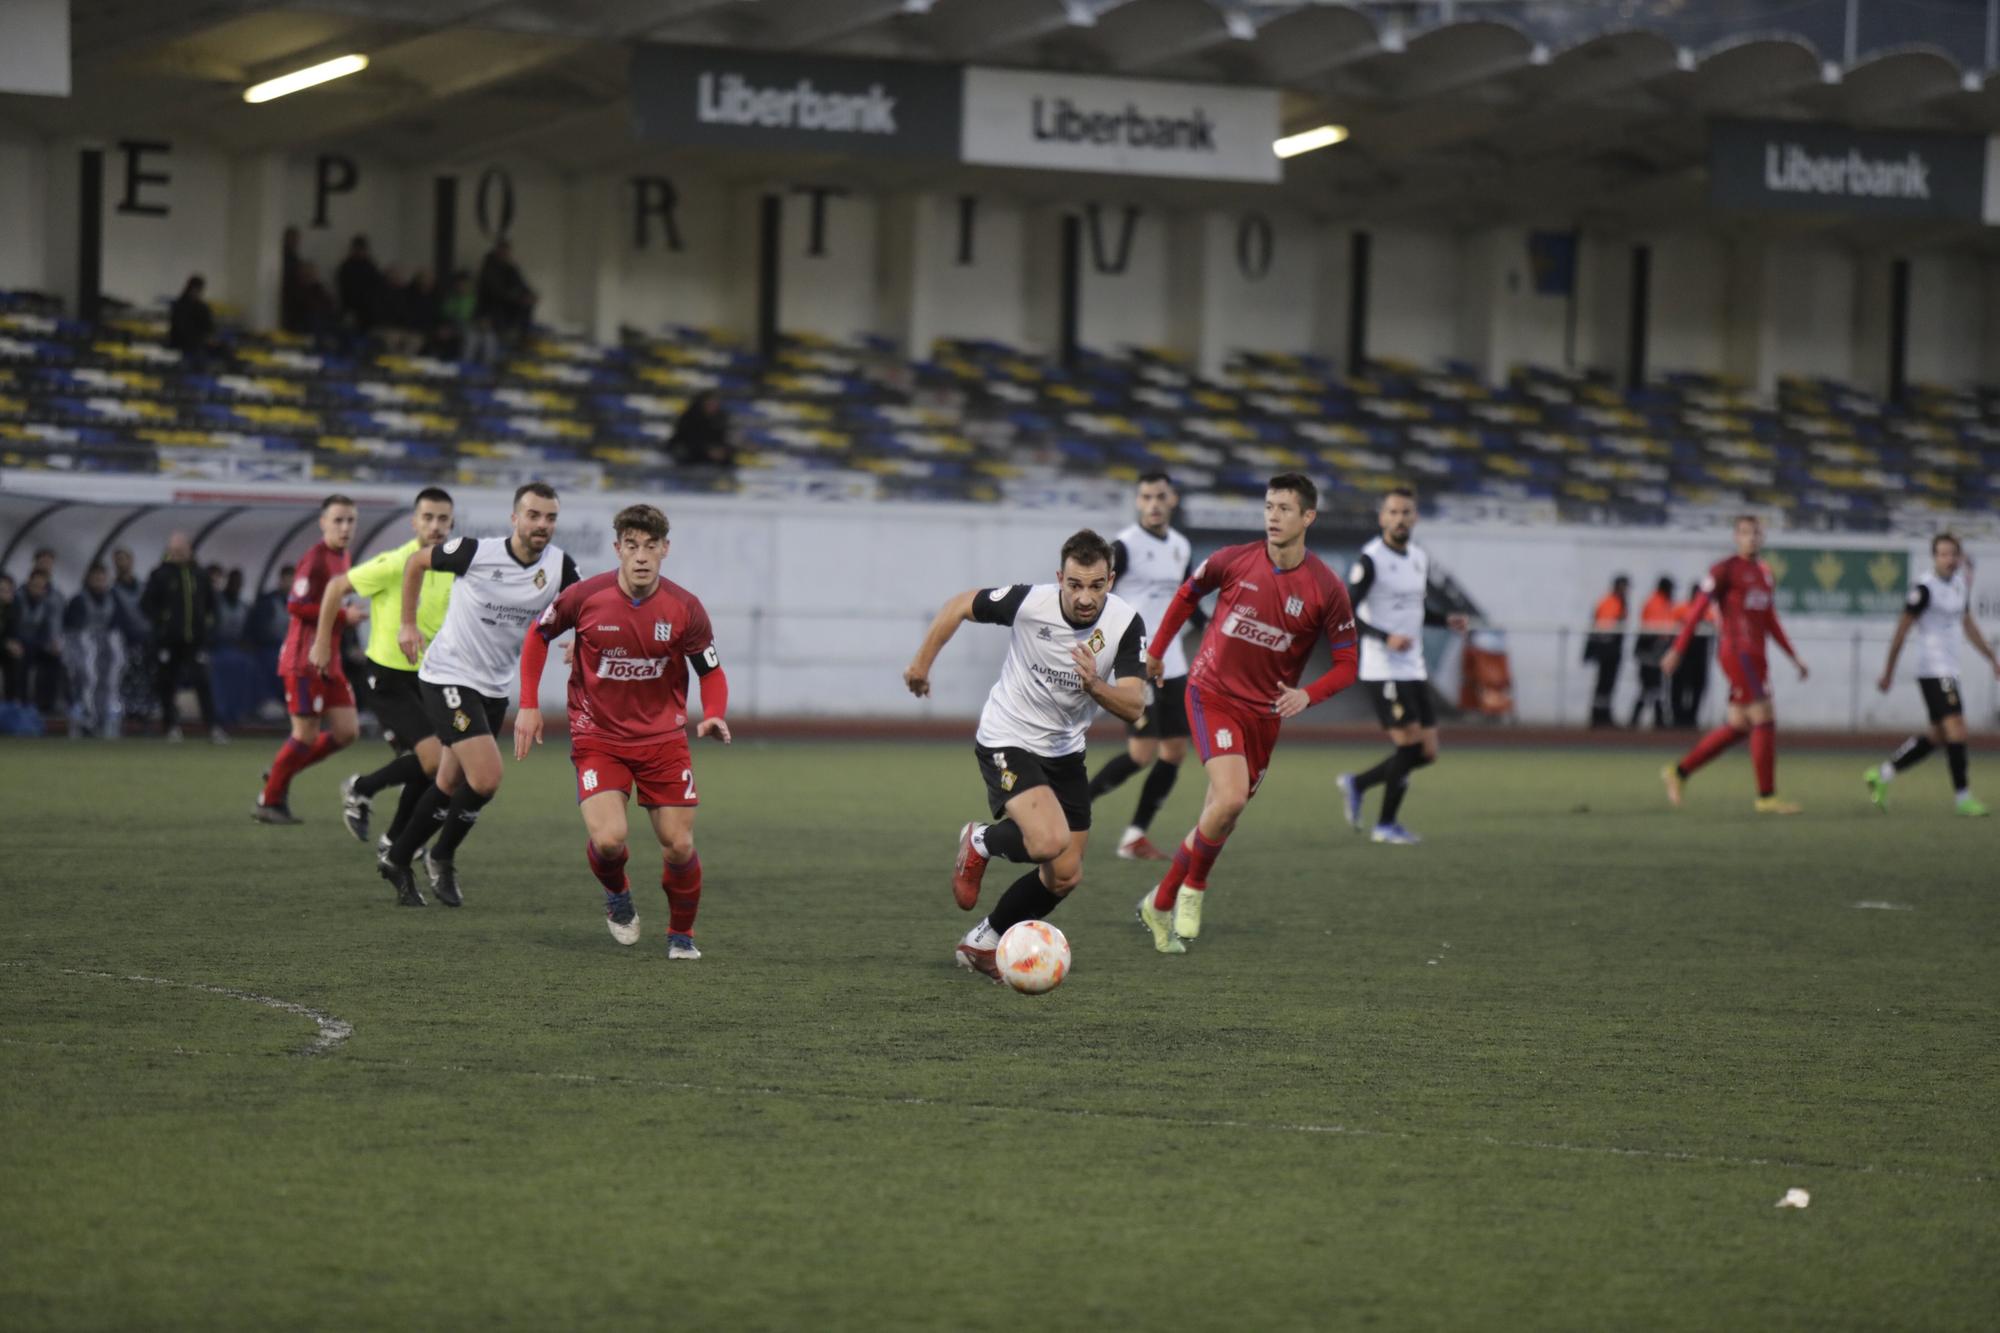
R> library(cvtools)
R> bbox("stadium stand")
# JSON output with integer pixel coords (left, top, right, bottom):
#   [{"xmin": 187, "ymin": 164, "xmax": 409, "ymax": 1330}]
[{"xmin": 4, "ymin": 290, "xmax": 1993, "ymax": 531}]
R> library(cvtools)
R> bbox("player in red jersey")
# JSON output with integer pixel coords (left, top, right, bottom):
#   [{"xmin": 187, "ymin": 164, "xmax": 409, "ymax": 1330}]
[
  {"xmin": 1659, "ymin": 514, "xmax": 1810, "ymax": 814},
  {"xmin": 1134, "ymin": 473, "xmax": 1360, "ymax": 954},
  {"xmin": 255, "ymin": 494, "xmax": 364, "ymax": 824},
  {"xmin": 514, "ymin": 504, "xmax": 731, "ymax": 957}
]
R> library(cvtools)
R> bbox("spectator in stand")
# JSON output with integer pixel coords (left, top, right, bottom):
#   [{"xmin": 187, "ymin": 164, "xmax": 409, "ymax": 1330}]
[
  {"xmin": 280, "ymin": 226, "xmax": 304, "ymax": 333},
  {"xmin": 476, "ymin": 237, "xmax": 536, "ymax": 345},
  {"xmin": 142, "ymin": 532, "xmax": 225, "ymax": 743},
  {"xmin": 17, "ymin": 566, "xmax": 65, "ymax": 713},
  {"xmin": 291, "ymin": 261, "xmax": 339, "ymax": 348},
  {"xmin": 439, "ymin": 269, "xmax": 493, "ymax": 364},
  {"xmin": 336, "ymin": 234, "xmax": 387, "ymax": 335},
  {"xmin": 668, "ymin": 391, "xmax": 735, "ymax": 470},
  {"xmin": 377, "ymin": 264, "xmax": 422, "ymax": 354},
  {"xmin": 405, "ymin": 269, "xmax": 443, "ymax": 353},
  {"xmin": 168, "ymin": 275, "xmax": 220, "ymax": 366},
  {"xmin": 0, "ymin": 572, "xmax": 23, "ymax": 704},
  {"xmin": 1584, "ymin": 574, "xmax": 1630, "ymax": 729},
  {"xmin": 64, "ymin": 562, "xmax": 140, "ymax": 738}
]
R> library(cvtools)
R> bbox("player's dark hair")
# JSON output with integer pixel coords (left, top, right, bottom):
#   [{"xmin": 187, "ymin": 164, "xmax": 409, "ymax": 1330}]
[
  {"xmin": 1267, "ymin": 472, "xmax": 1318, "ymax": 512},
  {"xmin": 320, "ymin": 493, "xmax": 355, "ymax": 512},
  {"xmin": 1383, "ymin": 485, "xmax": 1416, "ymax": 502},
  {"xmin": 514, "ymin": 481, "xmax": 558, "ymax": 507},
  {"xmin": 1136, "ymin": 471, "xmax": 1175, "ymax": 490},
  {"xmin": 1933, "ymin": 532, "xmax": 1962, "ymax": 554},
  {"xmin": 1059, "ymin": 529, "xmax": 1114, "ymax": 574},
  {"xmin": 613, "ymin": 504, "xmax": 669, "ymax": 542},
  {"xmin": 414, "ymin": 487, "xmax": 454, "ymax": 509}
]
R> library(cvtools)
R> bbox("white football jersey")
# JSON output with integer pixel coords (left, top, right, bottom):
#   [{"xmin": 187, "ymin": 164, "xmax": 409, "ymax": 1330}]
[
  {"xmin": 420, "ymin": 536, "xmax": 578, "ymax": 699},
  {"xmin": 1907, "ymin": 568, "xmax": 1968, "ymax": 680},
  {"xmin": 1113, "ymin": 523, "xmax": 1193, "ymax": 679},
  {"xmin": 1351, "ymin": 536, "xmax": 1431, "ymax": 682},
  {"xmin": 971, "ymin": 583, "xmax": 1146, "ymax": 757}
]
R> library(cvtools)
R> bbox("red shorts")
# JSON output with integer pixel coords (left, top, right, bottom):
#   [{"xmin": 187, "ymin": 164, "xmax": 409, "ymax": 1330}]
[
  {"xmin": 1719, "ymin": 646, "xmax": 1769, "ymax": 706},
  {"xmin": 1185, "ymin": 682, "xmax": 1282, "ymax": 799},
  {"xmin": 283, "ymin": 669, "xmax": 354, "ymax": 717},
  {"xmin": 573, "ymin": 739, "xmax": 697, "ymax": 808}
]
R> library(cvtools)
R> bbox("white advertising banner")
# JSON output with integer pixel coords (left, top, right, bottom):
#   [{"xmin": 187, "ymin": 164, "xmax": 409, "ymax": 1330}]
[{"xmin": 960, "ymin": 67, "xmax": 1281, "ymax": 183}]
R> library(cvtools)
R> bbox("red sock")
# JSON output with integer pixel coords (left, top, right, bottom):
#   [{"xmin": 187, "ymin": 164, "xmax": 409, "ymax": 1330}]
[
  {"xmin": 663, "ymin": 853, "xmax": 702, "ymax": 934},
  {"xmin": 1676, "ymin": 724, "xmax": 1745, "ymax": 778},
  {"xmin": 303, "ymin": 731, "xmax": 345, "ymax": 766},
  {"xmin": 586, "ymin": 841, "xmax": 629, "ymax": 893},
  {"xmin": 1183, "ymin": 830, "xmax": 1226, "ymax": 890},
  {"xmin": 261, "ymin": 738, "xmax": 312, "ymax": 805},
  {"xmin": 1151, "ymin": 837, "xmax": 1194, "ymax": 911},
  {"xmin": 1750, "ymin": 722, "xmax": 1776, "ymax": 797}
]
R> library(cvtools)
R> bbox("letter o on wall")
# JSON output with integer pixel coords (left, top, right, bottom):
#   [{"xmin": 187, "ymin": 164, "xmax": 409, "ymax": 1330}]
[
  {"xmin": 475, "ymin": 167, "xmax": 516, "ymax": 239},
  {"xmin": 1236, "ymin": 213, "xmax": 1274, "ymax": 281}
]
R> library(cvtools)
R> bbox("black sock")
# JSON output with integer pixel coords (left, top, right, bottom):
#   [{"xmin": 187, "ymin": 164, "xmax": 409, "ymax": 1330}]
[
  {"xmin": 980, "ymin": 819, "xmax": 1032, "ymax": 863},
  {"xmin": 389, "ymin": 783, "xmax": 449, "ymax": 865},
  {"xmin": 1891, "ymin": 735, "xmax": 1936, "ymax": 771},
  {"xmin": 1130, "ymin": 760, "xmax": 1180, "ymax": 831},
  {"xmin": 386, "ymin": 776, "xmax": 429, "ymax": 842},
  {"xmin": 987, "ymin": 869, "xmax": 1063, "ymax": 937},
  {"xmin": 354, "ymin": 750, "xmax": 423, "ymax": 798},
  {"xmin": 432, "ymin": 785, "xmax": 493, "ymax": 860},
  {"xmin": 1353, "ymin": 750, "xmax": 1402, "ymax": 792},
  {"xmin": 1947, "ymin": 742, "xmax": 1969, "ymax": 792},
  {"xmin": 1088, "ymin": 752, "xmax": 1142, "ymax": 799},
  {"xmin": 1378, "ymin": 745, "xmax": 1429, "ymax": 825}
]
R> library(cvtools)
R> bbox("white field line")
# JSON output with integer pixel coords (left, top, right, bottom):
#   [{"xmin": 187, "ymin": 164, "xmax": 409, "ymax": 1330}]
[{"xmin": 4, "ymin": 965, "xmax": 353, "ymax": 1056}]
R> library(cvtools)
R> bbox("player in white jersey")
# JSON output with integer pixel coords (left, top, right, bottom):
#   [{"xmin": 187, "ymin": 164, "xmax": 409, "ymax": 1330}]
[
  {"xmin": 1335, "ymin": 487, "xmax": 1468, "ymax": 845},
  {"xmin": 1866, "ymin": 533, "xmax": 1998, "ymax": 816},
  {"xmin": 377, "ymin": 482, "xmax": 579, "ymax": 906},
  {"xmin": 902, "ymin": 529, "xmax": 1146, "ymax": 982},
  {"xmin": 1087, "ymin": 473, "xmax": 1202, "ymax": 861}
]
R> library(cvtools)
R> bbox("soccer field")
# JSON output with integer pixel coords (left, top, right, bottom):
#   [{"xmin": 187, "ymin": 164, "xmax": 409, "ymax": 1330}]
[{"xmin": 1, "ymin": 737, "xmax": 1993, "ymax": 1331}]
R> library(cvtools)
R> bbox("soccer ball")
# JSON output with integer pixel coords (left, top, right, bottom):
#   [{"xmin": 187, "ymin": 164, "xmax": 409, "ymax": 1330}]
[{"xmin": 996, "ymin": 920, "xmax": 1070, "ymax": 995}]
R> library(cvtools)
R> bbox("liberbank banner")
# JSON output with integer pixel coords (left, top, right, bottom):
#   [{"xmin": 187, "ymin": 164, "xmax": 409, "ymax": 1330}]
[
  {"xmin": 630, "ymin": 44, "xmax": 963, "ymax": 159},
  {"xmin": 1710, "ymin": 120, "xmax": 1993, "ymax": 221},
  {"xmin": 960, "ymin": 67, "xmax": 1281, "ymax": 183}
]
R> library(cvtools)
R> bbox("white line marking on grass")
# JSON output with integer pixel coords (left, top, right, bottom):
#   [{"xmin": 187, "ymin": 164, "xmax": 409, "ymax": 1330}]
[
  {"xmin": 15, "ymin": 967, "xmax": 354, "ymax": 1056},
  {"xmin": 1853, "ymin": 900, "xmax": 1912, "ymax": 911}
]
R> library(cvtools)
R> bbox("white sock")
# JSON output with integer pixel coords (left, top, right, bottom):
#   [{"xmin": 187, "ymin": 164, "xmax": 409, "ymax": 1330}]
[
  {"xmin": 1121, "ymin": 825, "xmax": 1144, "ymax": 844},
  {"xmin": 1956, "ymin": 788, "xmax": 1971, "ymax": 802},
  {"xmin": 1878, "ymin": 762, "xmax": 1896, "ymax": 783},
  {"xmin": 970, "ymin": 824, "xmax": 990, "ymax": 857}
]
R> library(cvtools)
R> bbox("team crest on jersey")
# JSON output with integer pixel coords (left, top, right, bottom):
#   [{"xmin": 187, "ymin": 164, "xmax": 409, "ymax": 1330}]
[
  {"xmin": 1037, "ymin": 626, "xmax": 1055, "ymax": 641},
  {"xmin": 533, "ymin": 568, "xmax": 548, "ymax": 590},
  {"xmin": 452, "ymin": 710, "xmax": 470, "ymax": 733},
  {"xmin": 1285, "ymin": 596, "xmax": 1304, "ymax": 617},
  {"xmin": 1000, "ymin": 770, "xmax": 1017, "ymax": 792},
  {"xmin": 653, "ymin": 621, "xmax": 672, "ymax": 642},
  {"xmin": 1086, "ymin": 628, "xmax": 1105, "ymax": 654},
  {"xmin": 1215, "ymin": 728, "xmax": 1234, "ymax": 750}
]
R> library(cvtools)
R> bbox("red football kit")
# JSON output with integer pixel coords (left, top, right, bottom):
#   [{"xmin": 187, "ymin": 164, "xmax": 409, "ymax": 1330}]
[
  {"xmin": 279, "ymin": 540, "xmax": 354, "ymax": 715},
  {"xmin": 1147, "ymin": 541, "xmax": 1359, "ymax": 794},
  {"xmin": 1668, "ymin": 554, "xmax": 1796, "ymax": 705},
  {"xmin": 521, "ymin": 570, "xmax": 728, "ymax": 808}
]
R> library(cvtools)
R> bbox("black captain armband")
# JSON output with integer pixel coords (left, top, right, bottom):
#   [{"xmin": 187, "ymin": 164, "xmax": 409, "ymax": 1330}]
[
  {"xmin": 559, "ymin": 554, "xmax": 580, "ymax": 590},
  {"xmin": 692, "ymin": 644, "xmax": 722, "ymax": 676},
  {"xmin": 1905, "ymin": 585, "xmax": 1930, "ymax": 614},
  {"xmin": 971, "ymin": 585, "xmax": 1031, "ymax": 626},
  {"xmin": 431, "ymin": 536, "xmax": 478, "ymax": 575}
]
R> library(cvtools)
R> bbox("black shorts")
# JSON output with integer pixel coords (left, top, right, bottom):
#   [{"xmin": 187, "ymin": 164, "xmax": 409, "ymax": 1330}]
[
  {"xmin": 421, "ymin": 679, "xmax": 510, "ymax": 743},
  {"xmin": 974, "ymin": 744, "xmax": 1091, "ymax": 832},
  {"xmin": 1127, "ymin": 674, "xmax": 1191, "ymax": 740},
  {"xmin": 1919, "ymin": 677, "xmax": 1964, "ymax": 723},
  {"xmin": 1365, "ymin": 678, "xmax": 1437, "ymax": 730},
  {"xmin": 366, "ymin": 664, "xmax": 433, "ymax": 751}
]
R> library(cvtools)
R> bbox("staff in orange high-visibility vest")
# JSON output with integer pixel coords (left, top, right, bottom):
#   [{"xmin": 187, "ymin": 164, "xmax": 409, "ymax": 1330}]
[
  {"xmin": 1584, "ymin": 575, "xmax": 1629, "ymax": 728},
  {"xmin": 1629, "ymin": 577, "xmax": 1678, "ymax": 729},
  {"xmin": 1669, "ymin": 583, "xmax": 1716, "ymax": 727}
]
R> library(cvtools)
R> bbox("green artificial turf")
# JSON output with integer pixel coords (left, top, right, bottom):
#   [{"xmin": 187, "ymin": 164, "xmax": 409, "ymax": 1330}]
[{"xmin": 1, "ymin": 737, "xmax": 1994, "ymax": 1331}]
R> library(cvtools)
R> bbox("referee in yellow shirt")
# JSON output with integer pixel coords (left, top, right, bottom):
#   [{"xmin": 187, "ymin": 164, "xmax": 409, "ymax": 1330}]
[{"xmin": 309, "ymin": 488, "xmax": 457, "ymax": 849}]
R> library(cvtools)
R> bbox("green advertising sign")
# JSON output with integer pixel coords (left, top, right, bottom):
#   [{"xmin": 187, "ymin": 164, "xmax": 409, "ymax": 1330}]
[{"xmin": 1764, "ymin": 547, "xmax": 1909, "ymax": 617}]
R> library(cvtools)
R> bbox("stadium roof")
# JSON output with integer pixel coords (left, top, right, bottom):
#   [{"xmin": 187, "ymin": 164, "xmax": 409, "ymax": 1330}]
[{"xmin": 15, "ymin": 0, "xmax": 2000, "ymax": 243}]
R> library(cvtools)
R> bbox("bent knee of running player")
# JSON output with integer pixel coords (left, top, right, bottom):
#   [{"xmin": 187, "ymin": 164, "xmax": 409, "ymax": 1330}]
[
  {"xmin": 1007, "ymin": 788, "xmax": 1071, "ymax": 863},
  {"xmin": 1040, "ymin": 834, "xmax": 1086, "ymax": 894}
]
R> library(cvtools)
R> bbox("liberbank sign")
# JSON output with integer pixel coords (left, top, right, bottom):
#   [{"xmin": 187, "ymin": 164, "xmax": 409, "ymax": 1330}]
[
  {"xmin": 1710, "ymin": 120, "xmax": 1997, "ymax": 222},
  {"xmin": 631, "ymin": 46, "xmax": 1282, "ymax": 183}
]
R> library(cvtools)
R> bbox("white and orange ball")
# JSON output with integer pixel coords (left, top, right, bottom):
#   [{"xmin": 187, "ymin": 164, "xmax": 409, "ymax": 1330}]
[{"xmin": 996, "ymin": 920, "xmax": 1070, "ymax": 995}]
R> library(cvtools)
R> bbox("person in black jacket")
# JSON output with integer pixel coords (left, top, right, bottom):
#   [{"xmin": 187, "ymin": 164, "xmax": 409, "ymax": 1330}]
[
  {"xmin": 337, "ymin": 234, "xmax": 387, "ymax": 335},
  {"xmin": 141, "ymin": 532, "xmax": 225, "ymax": 742},
  {"xmin": 475, "ymin": 238, "xmax": 536, "ymax": 344},
  {"xmin": 667, "ymin": 391, "xmax": 735, "ymax": 470},
  {"xmin": 168, "ymin": 275, "xmax": 219, "ymax": 366}
]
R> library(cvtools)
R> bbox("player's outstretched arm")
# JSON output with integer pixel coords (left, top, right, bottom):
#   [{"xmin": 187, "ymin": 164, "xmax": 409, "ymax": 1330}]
[
  {"xmin": 904, "ymin": 589, "xmax": 979, "ymax": 698},
  {"xmin": 514, "ymin": 624, "xmax": 550, "ymax": 761},
  {"xmin": 398, "ymin": 544, "xmax": 436, "ymax": 663},
  {"xmin": 308, "ymin": 573, "xmax": 353, "ymax": 672},
  {"xmin": 1877, "ymin": 611, "xmax": 1917, "ymax": 692},
  {"xmin": 1659, "ymin": 586, "xmax": 1711, "ymax": 677}
]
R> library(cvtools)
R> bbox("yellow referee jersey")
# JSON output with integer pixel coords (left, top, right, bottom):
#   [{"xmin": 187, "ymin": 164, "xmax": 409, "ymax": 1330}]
[{"xmin": 347, "ymin": 538, "xmax": 454, "ymax": 672}]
